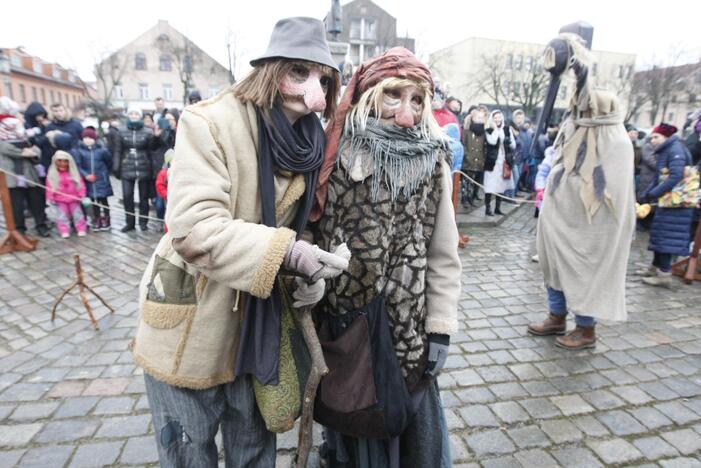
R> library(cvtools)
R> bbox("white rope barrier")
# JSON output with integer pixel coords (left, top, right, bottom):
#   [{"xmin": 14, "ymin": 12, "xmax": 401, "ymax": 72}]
[
  {"xmin": 452, "ymin": 169, "xmax": 538, "ymax": 205},
  {"xmin": 0, "ymin": 167, "xmax": 165, "ymax": 223}
]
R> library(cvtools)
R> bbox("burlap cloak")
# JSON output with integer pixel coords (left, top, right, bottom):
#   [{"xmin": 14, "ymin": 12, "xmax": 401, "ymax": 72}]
[{"xmin": 536, "ymin": 90, "xmax": 635, "ymax": 321}]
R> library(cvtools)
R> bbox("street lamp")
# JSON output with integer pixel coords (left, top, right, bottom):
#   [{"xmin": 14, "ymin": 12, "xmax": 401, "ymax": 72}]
[{"xmin": 328, "ymin": 0, "xmax": 342, "ymax": 41}]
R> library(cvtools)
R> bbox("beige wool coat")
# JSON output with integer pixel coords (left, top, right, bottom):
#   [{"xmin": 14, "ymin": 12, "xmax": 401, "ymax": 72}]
[{"xmin": 132, "ymin": 91, "xmax": 305, "ymax": 389}]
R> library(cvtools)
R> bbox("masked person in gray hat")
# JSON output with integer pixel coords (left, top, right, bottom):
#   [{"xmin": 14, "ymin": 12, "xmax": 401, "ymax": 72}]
[{"xmin": 131, "ymin": 17, "xmax": 347, "ymax": 467}]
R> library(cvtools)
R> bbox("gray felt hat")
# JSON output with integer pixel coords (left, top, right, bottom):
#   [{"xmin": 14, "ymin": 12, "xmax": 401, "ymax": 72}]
[{"xmin": 250, "ymin": 17, "xmax": 339, "ymax": 71}]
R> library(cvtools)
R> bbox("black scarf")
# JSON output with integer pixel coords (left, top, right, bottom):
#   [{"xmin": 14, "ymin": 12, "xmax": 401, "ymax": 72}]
[
  {"xmin": 469, "ymin": 122, "xmax": 485, "ymax": 136},
  {"xmin": 235, "ymin": 105, "xmax": 324, "ymax": 385}
]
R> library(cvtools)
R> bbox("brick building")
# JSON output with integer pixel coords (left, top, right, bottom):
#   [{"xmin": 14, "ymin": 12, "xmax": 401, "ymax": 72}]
[{"xmin": 0, "ymin": 47, "xmax": 86, "ymax": 111}]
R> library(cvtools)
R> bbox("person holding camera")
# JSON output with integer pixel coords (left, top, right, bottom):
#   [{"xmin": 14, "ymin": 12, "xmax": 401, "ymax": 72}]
[{"xmin": 152, "ymin": 109, "xmax": 179, "ymax": 227}]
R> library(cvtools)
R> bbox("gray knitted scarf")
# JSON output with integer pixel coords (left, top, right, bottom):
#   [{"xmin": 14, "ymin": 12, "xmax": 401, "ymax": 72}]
[{"xmin": 339, "ymin": 118, "xmax": 446, "ymax": 201}]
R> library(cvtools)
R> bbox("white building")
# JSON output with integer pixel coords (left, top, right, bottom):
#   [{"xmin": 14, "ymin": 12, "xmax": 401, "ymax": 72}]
[
  {"xmin": 430, "ymin": 37, "xmax": 636, "ymax": 119},
  {"xmin": 96, "ymin": 20, "xmax": 231, "ymax": 113}
]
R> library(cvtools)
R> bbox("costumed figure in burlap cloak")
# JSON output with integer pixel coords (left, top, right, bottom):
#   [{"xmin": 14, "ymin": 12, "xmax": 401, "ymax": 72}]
[
  {"xmin": 131, "ymin": 18, "xmax": 350, "ymax": 467},
  {"xmin": 311, "ymin": 47, "xmax": 461, "ymax": 467},
  {"xmin": 528, "ymin": 34, "xmax": 636, "ymax": 349}
]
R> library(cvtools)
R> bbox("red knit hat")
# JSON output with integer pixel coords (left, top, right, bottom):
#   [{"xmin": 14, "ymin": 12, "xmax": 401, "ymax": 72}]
[
  {"xmin": 651, "ymin": 123, "xmax": 677, "ymax": 138},
  {"xmin": 81, "ymin": 127, "xmax": 97, "ymax": 140},
  {"xmin": 311, "ymin": 47, "xmax": 434, "ymax": 221}
]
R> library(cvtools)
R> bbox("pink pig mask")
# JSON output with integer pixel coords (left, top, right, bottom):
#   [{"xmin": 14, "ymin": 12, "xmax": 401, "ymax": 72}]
[{"xmin": 279, "ymin": 63, "xmax": 330, "ymax": 120}]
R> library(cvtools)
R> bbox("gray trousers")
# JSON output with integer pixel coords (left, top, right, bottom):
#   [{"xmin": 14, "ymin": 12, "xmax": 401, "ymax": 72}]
[{"xmin": 144, "ymin": 373, "xmax": 276, "ymax": 468}]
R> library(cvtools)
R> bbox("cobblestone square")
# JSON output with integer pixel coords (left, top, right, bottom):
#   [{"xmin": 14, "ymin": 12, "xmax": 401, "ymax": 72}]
[{"xmin": 1, "ymin": 205, "xmax": 700, "ymax": 466}]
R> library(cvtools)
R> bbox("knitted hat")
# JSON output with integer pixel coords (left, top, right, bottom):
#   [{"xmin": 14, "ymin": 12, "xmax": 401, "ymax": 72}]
[
  {"xmin": 251, "ymin": 17, "xmax": 338, "ymax": 71},
  {"xmin": 652, "ymin": 123, "xmax": 677, "ymax": 138},
  {"xmin": 127, "ymin": 107, "xmax": 143, "ymax": 118},
  {"xmin": 164, "ymin": 148, "xmax": 175, "ymax": 165},
  {"xmin": 81, "ymin": 128, "xmax": 97, "ymax": 140}
]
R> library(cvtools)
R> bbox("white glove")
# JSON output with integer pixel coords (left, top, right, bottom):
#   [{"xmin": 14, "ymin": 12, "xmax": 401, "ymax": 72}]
[
  {"xmin": 313, "ymin": 243, "xmax": 351, "ymax": 281},
  {"xmin": 292, "ymin": 277, "xmax": 325, "ymax": 308}
]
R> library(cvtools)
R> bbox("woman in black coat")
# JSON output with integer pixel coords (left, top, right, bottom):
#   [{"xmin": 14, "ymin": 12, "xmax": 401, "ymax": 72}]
[{"xmin": 115, "ymin": 108, "xmax": 155, "ymax": 232}]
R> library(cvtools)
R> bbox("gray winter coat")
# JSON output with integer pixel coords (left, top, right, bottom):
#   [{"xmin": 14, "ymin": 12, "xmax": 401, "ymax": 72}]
[
  {"xmin": 637, "ymin": 141, "xmax": 656, "ymax": 201},
  {"xmin": 0, "ymin": 141, "xmax": 41, "ymax": 189}
]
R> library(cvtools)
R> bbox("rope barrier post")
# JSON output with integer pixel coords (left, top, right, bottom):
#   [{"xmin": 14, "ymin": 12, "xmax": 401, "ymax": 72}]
[
  {"xmin": 672, "ymin": 220, "xmax": 701, "ymax": 284},
  {"xmin": 452, "ymin": 171, "xmax": 469, "ymax": 248},
  {"xmin": 51, "ymin": 254, "xmax": 115, "ymax": 330},
  {"xmin": 0, "ymin": 172, "xmax": 38, "ymax": 255}
]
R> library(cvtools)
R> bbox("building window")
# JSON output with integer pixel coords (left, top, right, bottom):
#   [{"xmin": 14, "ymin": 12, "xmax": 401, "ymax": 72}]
[
  {"xmin": 159, "ymin": 55, "xmax": 172, "ymax": 71},
  {"xmin": 3, "ymin": 79, "xmax": 12, "ymax": 99},
  {"xmin": 50, "ymin": 89, "xmax": 55, "ymax": 102},
  {"xmin": 668, "ymin": 112, "xmax": 674, "ymax": 121},
  {"xmin": 690, "ymin": 93, "xmax": 697, "ymax": 104},
  {"xmin": 139, "ymin": 83, "xmax": 149, "ymax": 100},
  {"xmin": 350, "ymin": 44, "xmax": 360, "ymax": 65},
  {"xmin": 10, "ymin": 53, "xmax": 21, "ymax": 67},
  {"xmin": 18, "ymin": 84, "xmax": 26, "ymax": 103},
  {"xmin": 591, "ymin": 63, "xmax": 598, "ymax": 77},
  {"xmin": 627, "ymin": 65, "xmax": 633, "ymax": 79},
  {"xmin": 616, "ymin": 65, "xmax": 624, "ymax": 78},
  {"xmin": 33, "ymin": 59, "xmax": 42, "ymax": 73},
  {"xmin": 184, "ymin": 55, "xmax": 193, "ymax": 73},
  {"xmin": 364, "ymin": 19, "xmax": 377, "ymax": 40},
  {"xmin": 114, "ymin": 85, "xmax": 124, "ymax": 99},
  {"xmin": 671, "ymin": 95, "xmax": 676, "ymax": 103},
  {"xmin": 350, "ymin": 19, "xmax": 361, "ymax": 39},
  {"xmin": 505, "ymin": 54, "xmax": 513, "ymax": 70},
  {"xmin": 515, "ymin": 55, "xmax": 523, "ymax": 71},
  {"xmin": 525, "ymin": 56, "xmax": 533, "ymax": 72},
  {"xmin": 163, "ymin": 84, "xmax": 173, "ymax": 100},
  {"xmin": 31, "ymin": 86, "xmax": 38, "ymax": 101},
  {"xmin": 135, "ymin": 53, "xmax": 147, "ymax": 71},
  {"xmin": 503, "ymin": 80, "xmax": 511, "ymax": 95},
  {"xmin": 53, "ymin": 67, "xmax": 61, "ymax": 79},
  {"xmin": 40, "ymin": 88, "xmax": 46, "ymax": 103}
]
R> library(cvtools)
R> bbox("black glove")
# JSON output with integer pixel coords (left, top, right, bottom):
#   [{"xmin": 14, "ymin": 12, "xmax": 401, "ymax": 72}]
[{"xmin": 425, "ymin": 333, "xmax": 450, "ymax": 378}]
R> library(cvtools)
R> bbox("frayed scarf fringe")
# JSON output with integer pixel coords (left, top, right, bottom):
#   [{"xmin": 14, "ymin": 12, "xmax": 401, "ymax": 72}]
[{"xmin": 338, "ymin": 120, "xmax": 445, "ymax": 201}]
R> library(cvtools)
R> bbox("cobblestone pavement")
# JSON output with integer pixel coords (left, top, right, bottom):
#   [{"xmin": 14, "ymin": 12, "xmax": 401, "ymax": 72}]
[{"xmin": 1, "ymin": 204, "xmax": 700, "ymax": 467}]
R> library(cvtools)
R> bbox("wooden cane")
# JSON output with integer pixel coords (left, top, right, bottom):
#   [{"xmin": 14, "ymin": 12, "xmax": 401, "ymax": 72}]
[
  {"xmin": 293, "ymin": 304, "xmax": 328, "ymax": 468},
  {"xmin": 0, "ymin": 172, "xmax": 38, "ymax": 254}
]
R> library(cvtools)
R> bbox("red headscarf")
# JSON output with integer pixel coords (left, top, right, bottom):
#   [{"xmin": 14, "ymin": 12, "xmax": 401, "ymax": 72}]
[{"xmin": 310, "ymin": 47, "xmax": 434, "ymax": 221}]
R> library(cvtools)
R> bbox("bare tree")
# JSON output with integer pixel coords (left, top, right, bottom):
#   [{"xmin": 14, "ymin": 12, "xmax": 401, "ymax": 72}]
[
  {"xmin": 155, "ymin": 34, "xmax": 203, "ymax": 105},
  {"xmin": 508, "ymin": 61, "xmax": 548, "ymax": 116},
  {"xmin": 469, "ymin": 53, "xmax": 510, "ymax": 107},
  {"xmin": 89, "ymin": 49, "xmax": 130, "ymax": 121},
  {"xmin": 631, "ymin": 47, "xmax": 692, "ymax": 125},
  {"xmin": 623, "ymin": 73, "xmax": 647, "ymax": 122}
]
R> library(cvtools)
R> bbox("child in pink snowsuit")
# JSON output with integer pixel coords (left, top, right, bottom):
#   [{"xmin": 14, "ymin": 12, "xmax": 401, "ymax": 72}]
[{"xmin": 46, "ymin": 150, "xmax": 88, "ymax": 238}]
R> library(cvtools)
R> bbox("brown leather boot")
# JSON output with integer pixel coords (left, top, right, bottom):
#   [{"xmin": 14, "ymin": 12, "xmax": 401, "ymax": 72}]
[
  {"xmin": 527, "ymin": 314, "xmax": 567, "ymax": 336},
  {"xmin": 555, "ymin": 326, "xmax": 596, "ymax": 350}
]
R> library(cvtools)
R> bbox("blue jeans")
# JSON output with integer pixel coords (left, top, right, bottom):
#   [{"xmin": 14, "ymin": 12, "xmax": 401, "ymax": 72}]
[
  {"xmin": 154, "ymin": 195, "xmax": 167, "ymax": 220},
  {"xmin": 547, "ymin": 287, "xmax": 596, "ymax": 327}
]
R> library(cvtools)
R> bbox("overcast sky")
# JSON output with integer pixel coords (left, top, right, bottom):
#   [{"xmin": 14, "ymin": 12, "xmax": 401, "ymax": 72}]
[{"xmin": 2, "ymin": 0, "xmax": 699, "ymax": 81}]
